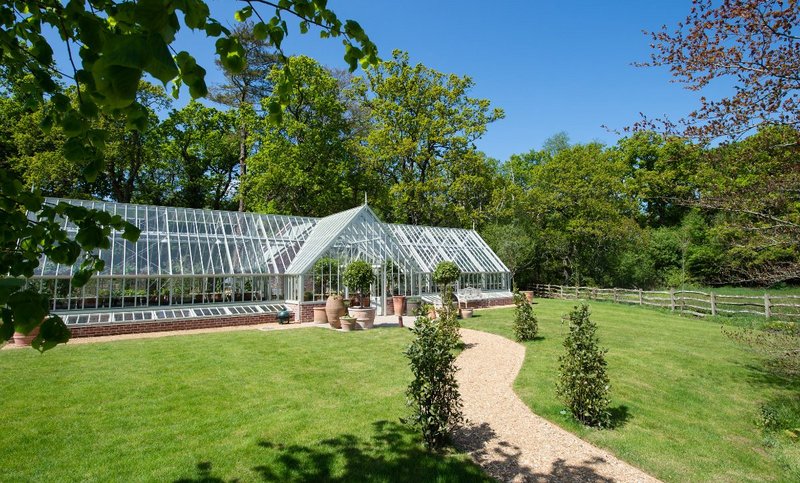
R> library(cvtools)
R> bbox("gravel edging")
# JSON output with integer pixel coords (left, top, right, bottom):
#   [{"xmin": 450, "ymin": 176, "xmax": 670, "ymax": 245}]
[{"xmin": 452, "ymin": 328, "xmax": 660, "ymax": 483}]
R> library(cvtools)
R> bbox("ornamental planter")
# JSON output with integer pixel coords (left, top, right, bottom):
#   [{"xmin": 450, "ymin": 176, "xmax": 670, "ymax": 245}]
[
  {"xmin": 325, "ymin": 294, "xmax": 345, "ymax": 329},
  {"xmin": 349, "ymin": 307, "xmax": 376, "ymax": 329},
  {"xmin": 460, "ymin": 308, "xmax": 474, "ymax": 319},
  {"xmin": 313, "ymin": 307, "xmax": 328, "ymax": 324},
  {"xmin": 392, "ymin": 296, "xmax": 406, "ymax": 316},
  {"xmin": 339, "ymin": 316, "xmax": 357, "ymax": 332},
  {"xmin": 12, "ymin": 326, "xmax": 40, "ymax": 348},
  {"xmin": 406, "ymin": 298, "xmax": 421, "ymax": 316},
  {"xmin": 522, "ymin": 290, "xmax": 534, "ymax": 303}
]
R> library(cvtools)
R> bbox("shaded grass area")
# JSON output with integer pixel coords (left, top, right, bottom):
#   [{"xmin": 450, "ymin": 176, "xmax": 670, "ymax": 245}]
[
  {"xmin": 0, "ymin": 328, "xmax": 490, "ymax": 482},
  {"xmin": 462, "ymin": 299, "xmax": 800, "ymax": 482}
]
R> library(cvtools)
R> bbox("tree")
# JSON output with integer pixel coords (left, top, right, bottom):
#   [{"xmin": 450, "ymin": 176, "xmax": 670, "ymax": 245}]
[
  {"xmin": 359, "ymin": 50, "xmax": 503, "ymax": 226},
  {"xmin": 210, "ymin": 21, "xmax": 281, "ymax": 212},
  {"xmin": 246, "ymin": 56, "xmax": 375, "ymax": 216},
  {"xmin": 640, "ymin": 0, "xmax": 800, "ymax": 140},
  {"xmin": 0, "ymin": 1, "xmax": 377, "ymax": 349},
  {"xmin": 480, "ymin": 223, "xmax": 536, "ymax": 286},
  {"xmin": 155, "ymin": 101, "xmax": 239, "ymax": 209},
  {"xmin": 556, "ymin": 304, "xmax": 611, "ymax": 428}
]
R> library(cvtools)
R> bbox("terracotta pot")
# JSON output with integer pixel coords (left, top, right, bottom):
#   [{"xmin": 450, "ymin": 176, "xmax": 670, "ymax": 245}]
[
  {"xmin": 392, "ymin": 296, "xmax": 406, "ymax": 315},
  {"xmin": 386, "ymin": 299, "xmax": 395, "ymax": 315},
  {"xmin": 12, "ymin": 326, "xmax": 40, "ymax": 348},
  {"xmin": 325, "ymin": 295, "xmax": 345, "ymax": 329},
  {"xmin": 460, "ymin": 308, "xmax": 474, "ymax": 319},
  {"xmin": 406, "ymin": 300, "xmax": 421, "ymax": 316},
  {"xmin": 349, "ymin": 307, "xmax": 376, "ymax": 329},
  {"xmin": 427, "ymin": 307, "xmax": 437, "ymax": 320},
  {"xmin": 313, "ymin": 307, "xmax": 328, "ymax": 324},
  {"xmin": 340, "ymin": 316, "xmax": 356, "ymax": 332},
  {"xmin": 522, "ymin": 290, "xmax": 534, "ymax": 303}
]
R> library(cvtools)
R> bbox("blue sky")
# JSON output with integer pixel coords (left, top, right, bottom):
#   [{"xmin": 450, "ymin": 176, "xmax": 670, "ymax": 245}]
[{"xmin": 52, "ymin": 1, "xmax": 720, "ymax": 161}]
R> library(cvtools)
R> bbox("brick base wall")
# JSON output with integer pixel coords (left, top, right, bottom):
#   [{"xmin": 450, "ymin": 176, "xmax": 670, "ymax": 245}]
[
  {"xmin": 69, "ymin": 312, "xmax": 281, "ymax": 338},
  {"xmin": 465, "ymin": 297, "xmax": 514, "ymax": 309},
  {"xmin": 286, "ymin": 301, "xmax": 327, "ymax": 323}
]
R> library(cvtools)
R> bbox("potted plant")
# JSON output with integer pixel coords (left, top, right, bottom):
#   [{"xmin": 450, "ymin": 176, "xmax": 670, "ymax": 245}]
[
  {"xmin": 406, "ymin": 296, "xmax": 422, "ymax": 316},
  {"xmin": 339, "ymin": 315, "xmax": 357, "ymax": 332},
  {"xmin": 344, "ymin": 260, "xmax": 376, "ymax": 325}
]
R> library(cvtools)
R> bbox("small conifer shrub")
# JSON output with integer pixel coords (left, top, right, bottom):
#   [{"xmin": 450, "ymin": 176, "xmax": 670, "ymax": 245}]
[
  {"xmin": 512, "ymin": 290, "xmax": 539, "ymax": 342},
  {"xmin": 403, "ymin": 315, "xmax": 463, "ymax": 449},
  {"xmin": 556, "ymin": 304, "xmax": 611, "ymax": 428}
]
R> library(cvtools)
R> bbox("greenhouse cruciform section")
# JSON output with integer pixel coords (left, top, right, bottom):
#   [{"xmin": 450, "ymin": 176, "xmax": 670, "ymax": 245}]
[{"xmin": 31, "ymin": 198, "xmax": 512, "ymax": 336}]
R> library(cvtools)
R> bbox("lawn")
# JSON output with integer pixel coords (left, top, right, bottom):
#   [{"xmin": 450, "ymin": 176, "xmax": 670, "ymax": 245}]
[
  {"xmin": 463, "ymin": 299, "xmax": 800, "ymax": 482},
  {"xmin": 0, "ymin": 327, "xmax": 489, "ymax": 482}
]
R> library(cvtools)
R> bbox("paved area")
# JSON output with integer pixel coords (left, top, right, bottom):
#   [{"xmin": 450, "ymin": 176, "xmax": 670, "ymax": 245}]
[{"xmin": 452, "ymin": 328, "xmax": 660, "ymax": 483}]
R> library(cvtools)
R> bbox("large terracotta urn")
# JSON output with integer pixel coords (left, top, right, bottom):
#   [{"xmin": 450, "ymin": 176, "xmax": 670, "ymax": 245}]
[
  {"xmin": 392, "ymin": 296, "xmax": 406, "ymax": 327},
  {"xmin": 325, "ymin": 294, "xmax": 345, "ymax": 329}
]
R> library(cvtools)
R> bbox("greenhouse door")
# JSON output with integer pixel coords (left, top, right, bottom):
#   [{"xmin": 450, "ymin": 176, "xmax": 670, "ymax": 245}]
[{"xmin": 371, "ymin": 265, "xmax": 386, "ymax": 316}]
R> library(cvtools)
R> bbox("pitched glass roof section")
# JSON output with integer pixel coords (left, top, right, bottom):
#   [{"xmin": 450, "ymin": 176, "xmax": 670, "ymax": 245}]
[
  {"xmin": 386, "ymin": 224, "xmax": 508, "ymax": 273},
  {"xmin": 34, "ymin": 198, "xmax": 509, "ymax": 278},
  {"xmin": 285, "ymin": 204, "xmax": 420, "ymax": 275},
  {"xmin": 35, "ymin": 198, "xmax": 317, "ymax": 277}
]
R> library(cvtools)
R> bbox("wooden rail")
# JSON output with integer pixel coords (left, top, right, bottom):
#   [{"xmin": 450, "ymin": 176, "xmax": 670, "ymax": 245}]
[{"xmin": 531, "ymin": 284, "xmax": 800, "ymax": 320}]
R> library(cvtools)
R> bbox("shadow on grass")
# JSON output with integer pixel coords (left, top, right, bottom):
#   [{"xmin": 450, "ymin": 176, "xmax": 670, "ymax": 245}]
[
  {"xmin": 250, "ymin": 420, "xmax": 488, "ymax": 482},
  {"xmin": 607, "ymin": 404, "xmax": 631, "ymax": 430},
  {"xmin": 174, "ymin": 461, "xmax": 226, "ymax": 483},
  {"xmin": 453, "ymin": 421, "xmax": 618, "ymax": 482}
]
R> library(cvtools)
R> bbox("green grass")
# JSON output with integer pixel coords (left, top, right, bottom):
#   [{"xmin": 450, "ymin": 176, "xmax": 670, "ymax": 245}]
[
  {"xmin": 463, "ymin": 299, "xmax": 800, "ymax": 482},
  {"xmin": 0, "ymin": 328, "xmax": 489, "ymax": 482}
]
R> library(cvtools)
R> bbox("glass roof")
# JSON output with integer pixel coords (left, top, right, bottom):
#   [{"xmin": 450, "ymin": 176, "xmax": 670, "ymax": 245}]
[{"xmin": 33, "ymin": 198, "xmax": 509, "ymax": 278}]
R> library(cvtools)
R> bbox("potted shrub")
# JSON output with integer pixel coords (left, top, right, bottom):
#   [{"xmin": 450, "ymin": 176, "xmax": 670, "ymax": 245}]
[
  {"xmin": 339, "ymin": 315, "xmax": 357, "ymax": 332},
  {"xmin": 344, "ymin": 260, "xmax": 376, "ymax": 325},
  {"xmin": 406, "ymin": 297, "xmax": 422, "ymax": 316}
]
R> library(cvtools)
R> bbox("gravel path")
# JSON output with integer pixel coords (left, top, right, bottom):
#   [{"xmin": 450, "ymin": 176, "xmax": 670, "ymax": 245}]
[{"xmin": 453, "ymin": 328, "xmax": 660, "ymax": 483}]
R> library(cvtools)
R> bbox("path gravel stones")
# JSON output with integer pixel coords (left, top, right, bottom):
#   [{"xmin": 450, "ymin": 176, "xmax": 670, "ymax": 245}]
[{"xmin": 452, "ymin": 328, "xmax": 660, "ymax": 483}]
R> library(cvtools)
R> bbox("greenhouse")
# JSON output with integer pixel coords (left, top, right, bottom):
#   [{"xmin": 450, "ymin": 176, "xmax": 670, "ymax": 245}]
[{"xmin": 31, "ymin": 198, "xmax": 512, "ymax": 330}]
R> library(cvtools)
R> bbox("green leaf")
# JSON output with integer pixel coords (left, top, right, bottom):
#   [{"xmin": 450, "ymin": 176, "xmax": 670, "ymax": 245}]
[
  {"xmin": 234, "ymin": 6, "xmax": 252, "ymax": 22},
  {"xmin": 32, "ymin": 316, "xmax": 71, "ymax": 353},
  {"xmin": 145, "ymin": 33, "xmax": 179, "ymax": 84},
  {"xmin": 7, "ymin": 289, "xmax": 48, "ymax": 334}
]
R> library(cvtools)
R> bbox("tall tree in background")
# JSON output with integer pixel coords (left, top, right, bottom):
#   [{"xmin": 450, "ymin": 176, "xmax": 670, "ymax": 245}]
[
  {"xmin": 360, "ymin": 50, "xmax": 504, "ymax": 226},
  {"xmin": 98, "ymin": 82, "xmax": 171, "ymax": 203},
  {"xmin": 641, "ymin": 0, "xmax": 800, "ymax": 140},
  {"xmin": 210, "ymin": 21, "xmax": 281, "ymax": 212},
  {"xmin": 154, "ymin": 101, "xmax": 239, "ymax": 209},
  {"xmin": 246, "ymin": 56, "xmax": 374, "ymax": 216}
]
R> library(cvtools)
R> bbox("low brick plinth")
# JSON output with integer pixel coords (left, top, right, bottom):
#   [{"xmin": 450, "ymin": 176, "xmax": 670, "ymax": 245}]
[{"xmin": 69, "ymin": 312, "xmax": 283, "ymax": 338}]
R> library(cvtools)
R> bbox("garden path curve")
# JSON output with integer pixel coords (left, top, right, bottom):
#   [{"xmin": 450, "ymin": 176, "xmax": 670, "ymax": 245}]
[{"xmin": 452, "ymin": 328, "xmax": 660, "ymax": 483}]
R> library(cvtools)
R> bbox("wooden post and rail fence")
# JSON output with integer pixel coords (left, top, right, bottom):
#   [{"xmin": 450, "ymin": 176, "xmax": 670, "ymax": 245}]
[{"xmin": 531, "ymin": 284, "xmax": 800, "ymax": 320}]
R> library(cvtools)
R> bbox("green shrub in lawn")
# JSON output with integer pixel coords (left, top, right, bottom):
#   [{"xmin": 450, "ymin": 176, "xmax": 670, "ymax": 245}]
[
  {"xmin": 404, "ymin": 315, "xmax": 463, "ymax": 449},
  {"xmin": 438, "ymin": 284, "xmax": 462, "ymax": 347},
  {"xmin": 512, "ymin": 290, "xmax": 538, "ymax": 342},
  {"xmin": 556, "ymin": 303, "xmax": 611, "ymax": 428}
]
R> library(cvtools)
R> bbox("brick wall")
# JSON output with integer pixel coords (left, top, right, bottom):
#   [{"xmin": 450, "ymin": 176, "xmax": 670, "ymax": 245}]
[
  {"xmin": 287, "ymin": 301, "xmax": 327, "ymax": 322},
  {"xmin": 69, "ymin": 312, "xmax": 282, "ymax": 338},
  {"xmin": 464, "ymin": 297, "xmax": 514, "ymax": 309}
]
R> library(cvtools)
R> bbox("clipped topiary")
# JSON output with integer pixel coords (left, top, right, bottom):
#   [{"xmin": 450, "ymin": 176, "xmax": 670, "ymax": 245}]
[
  {"xmin": 403, "ymin": 314, "xmax": 463, "ymax": 449},
  {"xmin": 556, "ymin": 303, "xmax": 611, "ymax": 428},
  {"xmin": 342, "ymin": 260, "xmax": 375, "ymax": 307},
  {"xmin": 432, "ymin": 261, "xmax": 461, "ymax": 287},
  {"xmin": 512, "ymin": 290, "xmax": 539, "ymax": 342}
]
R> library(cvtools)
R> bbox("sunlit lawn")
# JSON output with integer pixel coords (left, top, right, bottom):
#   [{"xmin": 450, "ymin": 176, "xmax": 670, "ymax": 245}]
[
  {"xmin": 0, "ymin": 327, "xmax": 488, "ymax": 482},
  {"xmin": 463, "ymin": 299, "xmax": 799, "ymax": 482}
]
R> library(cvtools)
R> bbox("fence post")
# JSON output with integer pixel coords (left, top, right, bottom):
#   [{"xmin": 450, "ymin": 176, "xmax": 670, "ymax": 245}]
[
  {"xmin": 670, "ymin": 290, "xmax": 675, "ymax": 311},
  {"xmin": 613, "ymin": 288, "xmax": 618, "ymax": 303},
  {"xmin": 638, "ymin": 288, "xmax": 643, "ymax": 305},
  {"xmin": 764, "ymin": 294, "xmax": 771, "ymax": 319},
  {"xmin": 560, "ymin": 285, "xmax": 564, "ymax": 299},
  {"xmin": 710, "ymin": 292, "xmax": 717, "ymax": 316},
  {"xmin": 575, "ymin": 286, "xmax": 579, "ymax": 299}
]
